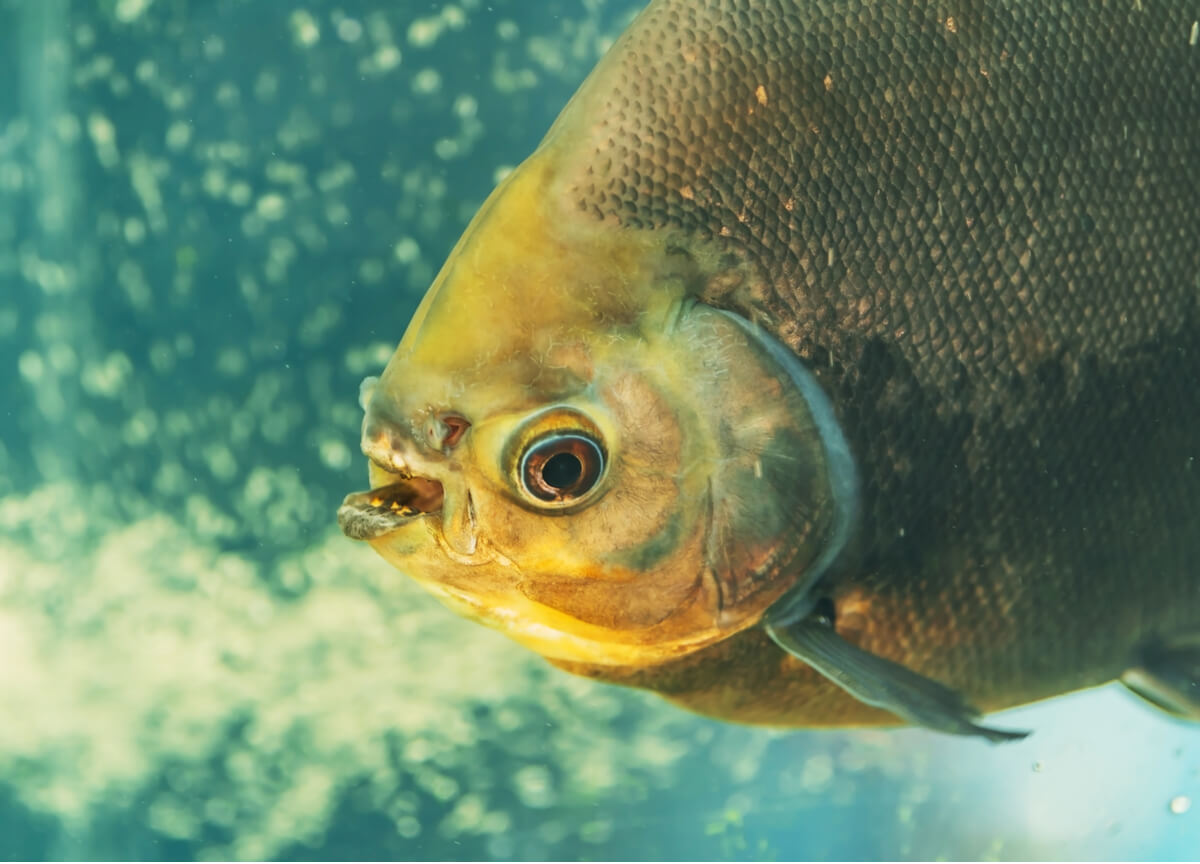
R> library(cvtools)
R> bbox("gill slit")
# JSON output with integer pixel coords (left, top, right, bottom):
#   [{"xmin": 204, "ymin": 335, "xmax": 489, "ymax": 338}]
[
  {"xmin": 701, "ymin": 476, "xmax": 728, "ymax": 618},
  {"xmin": 713, "ymin": 310, "xmax": 860, "ymax": 629}
]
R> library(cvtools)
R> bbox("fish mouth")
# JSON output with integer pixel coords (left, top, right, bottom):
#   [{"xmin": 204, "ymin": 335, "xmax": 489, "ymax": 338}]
[{"xmin": 337, "ymin": 475, "xmax": 445, "ymax": 541}]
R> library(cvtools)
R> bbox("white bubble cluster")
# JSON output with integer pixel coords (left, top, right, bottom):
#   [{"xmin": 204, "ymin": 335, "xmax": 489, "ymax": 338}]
[{"xmin": 0, "ymin": 483, "xmax": 716, "ymax": 858}]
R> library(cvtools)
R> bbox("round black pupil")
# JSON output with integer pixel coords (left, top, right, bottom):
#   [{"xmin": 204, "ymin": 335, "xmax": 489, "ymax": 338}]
[{"xmin": 542, "ymin": 451, "xmax": 583, "ymax": 489}]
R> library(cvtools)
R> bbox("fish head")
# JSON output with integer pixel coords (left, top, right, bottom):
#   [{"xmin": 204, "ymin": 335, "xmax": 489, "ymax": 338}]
[{"xmin": 339, "ymin": 143, "xmax": 855, "ymax": 670}]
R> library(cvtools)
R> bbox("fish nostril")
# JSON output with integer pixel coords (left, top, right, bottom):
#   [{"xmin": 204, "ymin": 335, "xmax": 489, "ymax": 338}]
[
  {"xmin": 441, "ymin": 414, "xmax": 470, "ymax": 449},
  {"xmin": 426, "ymin": 412, "xmax": 471, "ymax": 451}
]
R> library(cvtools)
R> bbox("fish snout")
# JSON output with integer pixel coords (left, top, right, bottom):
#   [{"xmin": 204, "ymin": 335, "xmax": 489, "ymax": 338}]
[
  {"xmin": 347, "ymin": 400, "xmax": 484, "ymax": 560},
  {"xmin": 336, "ymin": 398, "xmax": 447, "ymax": 539},
  {"xmin": 360, "ymin": 380, "xmax": 473, "ymax": 468},
  {"xmin": 361, "ymin": 409, "xmax": 422, "ymax": 478}
]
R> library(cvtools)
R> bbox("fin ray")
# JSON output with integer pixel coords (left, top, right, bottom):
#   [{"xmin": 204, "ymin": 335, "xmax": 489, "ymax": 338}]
[
  {"xmin": 1122, "ymin": 637, "xmax": 1200, "ymax": 719},
  {"xmin": 766, "ymin": 615, "xmax": 1030, "ymax": 743}
]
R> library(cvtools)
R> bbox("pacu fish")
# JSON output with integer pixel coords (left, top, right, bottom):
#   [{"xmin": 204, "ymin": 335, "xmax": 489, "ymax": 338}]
[{"xmin": 339, "ymin": 0, "xmax": 1200, "ymax": 739}]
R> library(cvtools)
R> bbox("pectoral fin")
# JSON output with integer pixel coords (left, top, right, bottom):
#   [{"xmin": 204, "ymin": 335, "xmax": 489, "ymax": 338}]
[
  {"xmin": 1122, "ymin": 637, "xmax": 1200, "ymax": 719},
  {"xmin": 765, "ymin": 612, "xmax": 1030, "ymax": 742}
]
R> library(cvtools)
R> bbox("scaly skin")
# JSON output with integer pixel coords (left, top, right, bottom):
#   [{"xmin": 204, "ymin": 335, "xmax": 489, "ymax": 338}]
[
  {"xmin": 347, "ymin": 0, "xmax": 1200, "ymax": 728},
  {"xmin": 538, "ymin": 0, "xmax": 1200, "ymax": 725}
]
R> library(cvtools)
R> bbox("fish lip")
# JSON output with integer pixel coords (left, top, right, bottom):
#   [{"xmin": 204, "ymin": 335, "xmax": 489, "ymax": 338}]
[{"xmin": 337, "ymin": 476, "xmax": 446, "ymax": 541}]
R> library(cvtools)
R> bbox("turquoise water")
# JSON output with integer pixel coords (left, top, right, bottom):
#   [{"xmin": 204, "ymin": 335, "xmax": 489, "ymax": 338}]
[{"xmin": 1, "ymin": 0, "xmax": 1197, "ymax": 859}]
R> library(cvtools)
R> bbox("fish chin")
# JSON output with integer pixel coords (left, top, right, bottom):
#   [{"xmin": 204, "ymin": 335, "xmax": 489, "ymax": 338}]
[
  {"xmin": 362, "ymin": 530, "xmax": 736, "ymax": 668},
  {"xmin": 343, "ymin": 301, "xmax": 856, "ymax": 670}
]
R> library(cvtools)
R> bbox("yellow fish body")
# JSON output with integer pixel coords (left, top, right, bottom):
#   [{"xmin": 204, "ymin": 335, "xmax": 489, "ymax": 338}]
[{"xmin": 340, "ymin": 0, "xmax": 1200, "ymax": 739}]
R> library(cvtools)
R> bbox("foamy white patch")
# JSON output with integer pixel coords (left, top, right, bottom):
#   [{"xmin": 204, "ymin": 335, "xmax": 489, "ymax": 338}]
[{"xmin": 0, "ymin": 483, "xmax": 704, "ymax": 858}]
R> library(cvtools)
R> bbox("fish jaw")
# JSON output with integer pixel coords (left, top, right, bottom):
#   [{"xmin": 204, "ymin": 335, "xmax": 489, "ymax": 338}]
[{"xmin": 337, "ymin": 479, "xmax": 444, "ymax": 543}]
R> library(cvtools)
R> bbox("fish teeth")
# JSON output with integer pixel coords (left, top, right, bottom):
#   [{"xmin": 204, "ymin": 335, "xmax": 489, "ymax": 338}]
[{"xmin": 363, "ymin": 489, "xmax": 421, "ymax": 517}]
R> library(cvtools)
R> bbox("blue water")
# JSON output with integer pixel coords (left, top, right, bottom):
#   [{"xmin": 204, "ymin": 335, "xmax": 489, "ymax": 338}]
[{"xmin": 0, "ymin": 0, "xmax": 1196, "ymax": 859}]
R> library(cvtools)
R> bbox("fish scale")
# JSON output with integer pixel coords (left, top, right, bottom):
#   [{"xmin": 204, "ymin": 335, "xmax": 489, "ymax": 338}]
[
  {"xmin": 344, "ymin": 0, "xmax": 1200, "ymax": 733},
  {"xmin": 542, "ymin": 0, "xmax": 1200, "ymax": 723}
]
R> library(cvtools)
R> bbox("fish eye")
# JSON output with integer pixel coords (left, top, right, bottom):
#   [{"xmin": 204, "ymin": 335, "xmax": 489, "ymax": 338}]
[{"xmin": 519, "ymin": 432, "xmax": 605, "ymax": 506}]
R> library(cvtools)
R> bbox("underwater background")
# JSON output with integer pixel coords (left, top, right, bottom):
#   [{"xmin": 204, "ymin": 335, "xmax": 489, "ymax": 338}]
[{"xmin": 0, "ymin": 0, "xmax": 1197, "ymax": 859}]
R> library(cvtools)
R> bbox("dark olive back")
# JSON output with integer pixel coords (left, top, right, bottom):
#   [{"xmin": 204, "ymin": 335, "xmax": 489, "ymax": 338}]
[{"xmin": 550, "ymin": 0, "xmax": 1200, "ymax": 724}]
